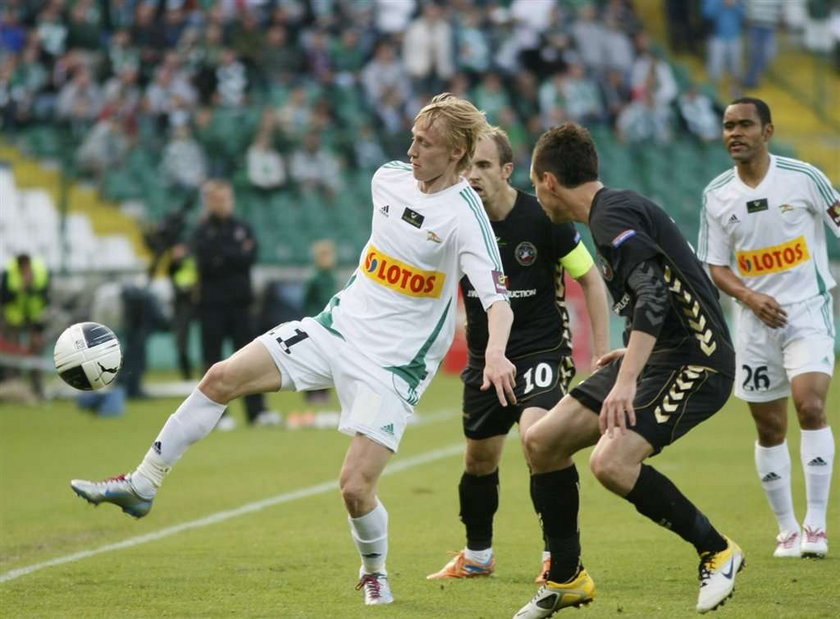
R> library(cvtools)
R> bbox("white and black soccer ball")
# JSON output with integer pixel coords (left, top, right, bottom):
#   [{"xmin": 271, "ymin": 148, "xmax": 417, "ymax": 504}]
[{"xmin": 54, "ymin": 322, "xmax": 123, "ymax": 391}]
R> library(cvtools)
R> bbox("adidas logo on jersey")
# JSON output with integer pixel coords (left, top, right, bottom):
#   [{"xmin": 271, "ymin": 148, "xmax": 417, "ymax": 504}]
[
  {"xmin": 761, "ymin": 472, "xmax": 781, "ymax": 482},
  {"xmin": 807, "ymin": 457, "xmax": 828, "ymax": 467},
  {"xmin": 728, "ymin": 214, "xmax": 740, "ymax": 224},
  {"xmin": 380, "ymin": 423, "xmax": 395, "ymax": 436},
  {"xmin": 379, "ymin": 204, "xmax": 390, "ymax": 217}
]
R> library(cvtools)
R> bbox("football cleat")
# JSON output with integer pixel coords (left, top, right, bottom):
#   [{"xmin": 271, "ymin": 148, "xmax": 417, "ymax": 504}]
[
  {"xmin": 696, "ymin": 537, "xmax": 745, "ymax": 613},
  {"xmin": 355, "ymin": 572, "xmax": 393, "ymax": 605},
  {"xmin": 801, "ymin": 526, "xmax": 828, "ymax": 558},
  {"xmin": 426, "ymin": 550, "xmax": 495, "ymax": 579},
  {"xmin": 70, "ymin": 474, "xmax": 154, "ymax": 518},
  {"xmin": 535, "ymin": 558, "xmax": 551, "ymax": 584},
  {"xmin": 513, "ymin": 568, "xmax": 595, "ymax": 618},
  {"xmin": 773, "ymin": 530, "xmax": 801, "ymax": 558}
]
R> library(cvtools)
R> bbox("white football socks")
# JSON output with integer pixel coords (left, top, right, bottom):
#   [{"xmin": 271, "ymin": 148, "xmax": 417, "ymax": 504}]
[
  {"xmin": 464, "ymin": 548, "xmax": 493, "ymax": 564},
  {"xmin": 755, "ymin": 441, "xmax": 799, "ymax": 534},
  {"xmin": 801, "ymin": 427, "xmax": 834, "ymax": 531},
  {"xmin": 349, "ymin": 500, "xmax": 389, "ymax": 575},
  {"xmin": 132, "ymin": 389, "xmax": 227, "ymax": 497}
]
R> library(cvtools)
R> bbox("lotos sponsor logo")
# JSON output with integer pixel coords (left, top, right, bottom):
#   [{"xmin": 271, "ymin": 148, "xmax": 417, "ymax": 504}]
[
  {"xmin": 736, "ymin": 236, "xmax": 810, "ymax": 277},
  {"xmin": 363, "ymin": 244, "xmax": 445, "ymax": 297}
]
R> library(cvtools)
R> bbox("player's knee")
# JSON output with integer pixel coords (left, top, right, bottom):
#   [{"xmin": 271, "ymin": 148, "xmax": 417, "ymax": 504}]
[
  {"xmin": 589, "ymin": 450, "xmax": 622, "ymax": 487},
  {"xmin": 340, "ymin": 476, "xmax": 374, "ymax": 514},
  {"xmin": 464, "ymin": 452, "xmax": 499, "ymax": 476},
  {"xmin": 523, "ymin": 427, "xmax": 554, "ymax": 467},
  {"xmin": 199, "ymin": 361, "xmax": 238, "ymax": 404},
  {"xmin": 794, "ymin": 396, "xmax": 827, "ymax": 429}
]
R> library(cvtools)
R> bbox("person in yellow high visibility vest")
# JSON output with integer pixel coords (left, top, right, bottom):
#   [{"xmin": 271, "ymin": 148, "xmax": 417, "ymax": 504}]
[
  {"xmin": 167, "ymin": 243, "xmax": 198, "ymax": 380},
  {"xmin": 0, "ymin": 253, "xmax": 50, "ymax": 397}
]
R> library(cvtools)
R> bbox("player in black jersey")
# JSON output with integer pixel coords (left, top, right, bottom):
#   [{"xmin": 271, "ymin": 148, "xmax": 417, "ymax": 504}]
[
  {"xmin": 427, "ymin": 128, "xmax": 609, "ymax": 582},
  {"xmin": 513, "ymin": 123, "xmax": 744, "ymax": 618}
]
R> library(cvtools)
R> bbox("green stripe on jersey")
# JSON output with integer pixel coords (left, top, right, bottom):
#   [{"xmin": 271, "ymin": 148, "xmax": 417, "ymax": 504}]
[
  {"xmin": 382, "ymin": 161, "xmax": 412, "ymax": 171},
  {"xmin": 704, "ymin": 169, "xmax": 735, "ymax": 193},
  {"xmin": 776, "ymin": 158, "xmax": 836, "ymax": 206},
  {"xmin": 385, "ymin": 299, "xmax": 452, "ymax": 399},
  {"xmin": 460, "ymin": 188, "xmax": 502, "ymax": 271},
  {"xmin": 559, "ymin": 242, "xmax": 594, "ymax": 279}
]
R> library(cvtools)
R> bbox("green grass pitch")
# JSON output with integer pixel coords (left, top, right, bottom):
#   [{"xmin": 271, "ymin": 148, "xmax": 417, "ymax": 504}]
[{"xmin": 1, "ymin": 372, "xmax": 838, "ymax": 617}]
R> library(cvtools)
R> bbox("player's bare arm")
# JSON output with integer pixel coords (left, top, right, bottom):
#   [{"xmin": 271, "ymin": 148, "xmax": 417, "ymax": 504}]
[
  {"xmin": 480, "ymin": 300, "xmax": 517, "ymax": 406},
  {"xmin": 708, "ymin": 264, "xmax": 787, "ymax": 329},
  {"xmin": 576, "ymin": 264, "xmax": 610, "ymax": 370}
]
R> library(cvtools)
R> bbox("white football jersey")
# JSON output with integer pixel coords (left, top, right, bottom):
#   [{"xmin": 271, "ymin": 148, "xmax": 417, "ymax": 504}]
[
  {"xmin": 313, "ymin": 161, "xmax": 508, "ymax": 390},
  {"xmin": 698, "ymin": 154, "xmax": 840, "ymax": 305}
]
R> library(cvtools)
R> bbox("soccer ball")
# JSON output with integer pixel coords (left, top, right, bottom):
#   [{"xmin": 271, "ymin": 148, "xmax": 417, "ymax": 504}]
[{"xmin": 54, "ymin": 322, "xmax": 123, "ymax": 391}]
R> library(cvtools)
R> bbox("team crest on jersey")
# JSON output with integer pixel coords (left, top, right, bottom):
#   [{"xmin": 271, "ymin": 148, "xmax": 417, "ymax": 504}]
[
  {"xmin": 746, "ymin": 198, "xmax": 768, "ymax": 214},
  {"xmin": 426, "ymin": 230, "xmax": 443, "ymax": 243},
  {"xmin": 401, "ymin": 207, "xmax": 424, "ymax": 228},
  {"xmin": 515, "ymin": 241, "xmax": 538, "ymax": 266},
  {"xmin": 827, "ymin": 202, "xmax": 840, "ymax": 227},
  {"xmin": 597, "ymin": 254, "xmax": 614, "ymax": 281},
  {"xmin": 779, "ymin": 203, "xmax": 795, "ymax": 213}
]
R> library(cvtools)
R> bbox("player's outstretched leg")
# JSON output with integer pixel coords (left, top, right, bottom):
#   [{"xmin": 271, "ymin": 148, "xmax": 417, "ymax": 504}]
[
  {"xmin": 696, "ymin": 537, "xmax": 746, "ymax": 613},
  {"xmin": 513, "ymin": 567, "xmax": 595, "ymax": 618}
]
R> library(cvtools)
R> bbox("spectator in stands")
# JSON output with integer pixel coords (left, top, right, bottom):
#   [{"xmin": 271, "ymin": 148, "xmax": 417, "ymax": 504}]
[
  {"xmin": 538, "ymin": 71, "xmax": 569, "ymax": 129},
  {"xmin": 5, "ymin": 43, "xmax": 50, "ymax": 127},
  {"xmin": 131, "ymin": 1, "xmax": 167, "ymax": 76},
  {"xmin": 402, "ymin": 2, "xmax": 455, "ymax": 95},
  {"xmin": 229, "ymin": 9, "xmax": 264, "ymax": 70},
  {"xmin": 56, "ymin": 65, "xmax": 102, "ymax": 130},
  {"xmin": 65, "ymin": 0, "xmax": 103, "ymax": 60},
  {"xmin": 703, "ymin": 0, "xmax": 745, "ymax": 95},
  {"xmin": 353, "ymin": 123, "xmax": 387, "ymax": 171},
  {"xmin": 599, "ymin": 67, "xmax": 632, "ymax": 126},
  {"xmin": 0, "ymin": 6, "xmax": 26, "ymax": 55},
  {"xmin": 472, "ymin": 71, "xmax": 508, "ymax": 125},
  {"xmin": 571, "ymin": 3, "xmax": 609, "ymax": 72},
  {"xmin": 677, "ymin": 85, "xmax": 721, "ymax": 142},
  {"xmin": 143, "ymin": 60, "xmax": 197, "ymax": 129},
  {"xmin": 289, "ymin": 130, "xmax": 342, "ymax": 198},
  {"xmin": 160, "ymin": 125, "xmax": 207, "ymax": 195},
  {"xmin": 454, "ymin": 6, "xmax": 492, "ymax": 81},
  {"xmin": 106, "ymin": 29, "xmax": 141, "ymax": 77},
  {"xmin": 374, "ymin": 0, "xmax": 416, "ymax": 35},
  {"xmin": 630, "ymin": 33, "xmax": 678, "ymax": 107},
  {"xmin": 276, "ymin": 85, "xmax": 311, "ymax": 138},
  {"xmin": 0, "ymin": 253, "xmax": 50, "ymax": 399},
  {"xmin": 602, "ymin": 13, "xmax": 636, "ymax": 74},
  {"xmin": 214, "ymin": 48, "xmax": 248, "ymax": 108},
  {"xmin": 330, "ymin": 27, "xmax": 367, "ymax": 88},
  {"xmin": 259, "ymin": 25, "xmax": 305, "ymax": 89},
  {"xmin": 192, "ymin": 179, "xmax": 280, "ymax": 430},
  {"xmin": 511, "ymin": 70, "xmax": 540, "ymax": 127},
  {"xmin": 246, "ymin": 115, "xmax": 287, "ymax": 193},
  {"xmin": 664, "ymin": 0, "xmax": 704, "ymax": 55},
  {"xmin": 360, "ymin": 40, "xmax": 409, "ymax": 108},
  {"xmin": 617, "ymin": 88, "xmax": 673, "ymax": 144},
  {"xmin": 743, "ymin": 0, "xmax": 782, "ymax": 88},
  {"xmin": 76, "ymin": 115, "xmax": 130, "ymax": 180},
  {"xmin": 35, "ymin": 2, "xmax": 68, "ymax": 64},
  {"xmin": 509, "ymin": 0, "xmax": 558, "ymax": 73},
  {"xmin": 304, "ymin": 28, "xmax": 333, "ymax": 84},
  {"xmin": 562, "ymin": 61, "xmax": 606, "ymax": 124}
]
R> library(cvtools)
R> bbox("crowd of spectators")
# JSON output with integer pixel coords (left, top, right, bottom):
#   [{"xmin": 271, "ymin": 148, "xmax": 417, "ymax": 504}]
[{"xmin": 0, "ymin": 0, "xmax": 736, "ymax": 209}]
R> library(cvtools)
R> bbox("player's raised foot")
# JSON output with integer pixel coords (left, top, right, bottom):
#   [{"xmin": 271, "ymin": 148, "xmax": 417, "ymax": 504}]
[
  {"xmin": 696, "ymin": 537, "xmax": 745, "ymax": 614},
  {"xmin": 773, "ymin": 530, "xmax": 801, "ymax": 558},
  {"xmin": 535, "ymin": 558, "xmax": 551, "ymax": 584},
  {"xmin": 426, "ymin": 550, "xmax": 495, "ymax": 579},
  {"xmin": 801, "ymin": 526, "xmax": 828, "ymax": 559},
  {"xmin": 355, "ymin": 572, "xmax": 393, "ymax": 605},
  {"xmin": 70, "ymin": 474, "xmax": 154, "ymax": 518},
  {"xmin": 513, "ymin": 568, "xmax": 595, "ymax": 618}
]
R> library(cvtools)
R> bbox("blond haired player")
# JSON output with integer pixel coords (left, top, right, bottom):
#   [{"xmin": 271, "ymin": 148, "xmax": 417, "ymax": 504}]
[
  {"xmin": 70, "ymin": 94, "xmax": 517, "ymax": 606},
  {"xmin": 699, "ymin": 97, "xmax": 838, "ymax": 559}
]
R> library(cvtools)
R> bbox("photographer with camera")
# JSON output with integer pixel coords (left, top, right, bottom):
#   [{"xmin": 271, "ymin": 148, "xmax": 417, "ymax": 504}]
[{"xmin": 193, "ymin": 179, "xmax": 281, "ymax": 430}]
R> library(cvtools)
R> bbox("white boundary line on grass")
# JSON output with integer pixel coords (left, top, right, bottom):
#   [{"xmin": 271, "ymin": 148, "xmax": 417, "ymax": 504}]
[{"xmin": 0, "ymin": 414, "xmax": 463, "ymax": 584}]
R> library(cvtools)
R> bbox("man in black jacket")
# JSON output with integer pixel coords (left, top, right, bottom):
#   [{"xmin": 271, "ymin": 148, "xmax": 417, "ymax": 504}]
[{"xmin": 193, "ymin": 179, "xmax": 280, "ymax": 429}]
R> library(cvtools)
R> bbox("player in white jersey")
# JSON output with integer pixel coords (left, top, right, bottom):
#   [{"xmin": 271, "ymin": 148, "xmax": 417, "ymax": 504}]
[
  {"xmin": 698, "ymin": 97, "xmax": 838, "ymax": 559},
  {"xmin": 68, "ymin": 94, "xmax": 518, "ymax": 606}
]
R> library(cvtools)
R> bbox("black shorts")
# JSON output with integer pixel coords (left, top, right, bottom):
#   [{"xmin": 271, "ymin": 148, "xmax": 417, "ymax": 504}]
[
  {"xmin": 571, "ymin": 358, "xmax": 733, "ymax": 455},
  {"xmin": 461, "ymin": 353, "xmax": 575, "ymax": 440}
]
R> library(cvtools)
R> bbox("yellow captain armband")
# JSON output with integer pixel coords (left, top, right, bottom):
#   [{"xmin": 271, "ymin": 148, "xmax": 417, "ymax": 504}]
[{"xmin": 559, "ymin": 243, "xmax": 595, "ymax": 279}]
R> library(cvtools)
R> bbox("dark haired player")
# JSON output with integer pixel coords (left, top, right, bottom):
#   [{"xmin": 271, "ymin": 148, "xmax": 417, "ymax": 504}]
[
  {"xmin": 427, "ymin": 128, "xmax": 609, "ymax": 582},
  {"xmin": 514, "ymin": 123, "xmax": 744, "ymax": 617}
]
